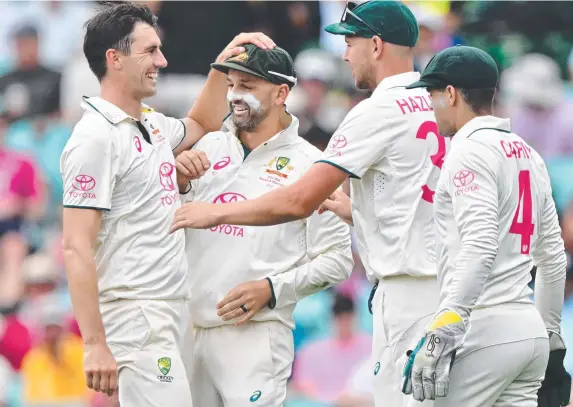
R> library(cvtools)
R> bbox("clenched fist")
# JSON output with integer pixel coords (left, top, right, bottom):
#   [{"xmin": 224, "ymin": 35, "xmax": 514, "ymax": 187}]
[
  {"xmin": 84, "ymin": 342, "xmax": 118, "ymax": 397},
  {"xmin": 176, "ymin": 150, "xmax": 210, "ymax": 192}
]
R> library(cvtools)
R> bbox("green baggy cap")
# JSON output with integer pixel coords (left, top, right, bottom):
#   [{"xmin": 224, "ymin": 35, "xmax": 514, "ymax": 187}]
[
  {"xmin": 406, "ymin": 45, "xmax": 499, "ymax": 90},
  {"xmin": 211, "ymin": 43, "xmax": 297, "ymax": 89},
  {"xmin": 324, "ymin": 1, "xmax": 419, "ymax": 47}
]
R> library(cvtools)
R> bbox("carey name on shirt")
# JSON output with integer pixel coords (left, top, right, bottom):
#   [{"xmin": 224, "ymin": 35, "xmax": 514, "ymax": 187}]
[{"xmin": 500, "ymin": 140, "xmax": 532, "ymax": 160}]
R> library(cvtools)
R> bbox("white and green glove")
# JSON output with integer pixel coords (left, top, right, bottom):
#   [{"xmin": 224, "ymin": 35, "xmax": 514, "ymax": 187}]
[{"xmin": 402, "ymin": 310, "xmax": 467, "ymax": 402}]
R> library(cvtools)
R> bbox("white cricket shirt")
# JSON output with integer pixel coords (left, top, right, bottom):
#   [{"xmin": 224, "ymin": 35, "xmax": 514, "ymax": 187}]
[
  {"xmin": 60, "ymin": 97, "xmax": 189, "ymax": 303},
  {"xmin": 184, "ymin": 115, "xmax": 353, "ymax": 329},
  {"xmin": 319, "ymin": 72, "xmax": 447, "ymax": 282},
  {"xmin": 434, "ymin": 115, "xmax": 566, "ymax": 337}
]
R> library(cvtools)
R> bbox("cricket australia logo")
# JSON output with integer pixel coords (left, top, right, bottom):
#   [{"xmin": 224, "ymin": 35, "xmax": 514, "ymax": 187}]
[
  {"xmin": 157, "ymin": 357, "xmax": 173, "ymax": 383},
  {"xmin": 276, "ymin": 157, "xmax": 290, "ymax": 171}
]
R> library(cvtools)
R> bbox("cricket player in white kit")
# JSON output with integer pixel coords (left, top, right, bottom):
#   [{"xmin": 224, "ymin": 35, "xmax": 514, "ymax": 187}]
[
  {"xmin": 59, "ymin": 3, "xmax": 275, "ymax": 406},
  {"xmin": 170, "ymin": 2, "xmax": 444, "ymax": 406},
  {"xmin": 174, "ymin": 43, "xmax": 353, "ymax": 407},
  {"xmin": 402, "ymin": 46, "xmax": 571, "ymax": 407}
]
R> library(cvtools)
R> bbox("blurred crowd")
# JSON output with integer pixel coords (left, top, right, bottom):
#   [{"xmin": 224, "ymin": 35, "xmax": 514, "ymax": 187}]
[{"xmin": 0, "ymin": 1, "xmax": 572, "ymax": 407}]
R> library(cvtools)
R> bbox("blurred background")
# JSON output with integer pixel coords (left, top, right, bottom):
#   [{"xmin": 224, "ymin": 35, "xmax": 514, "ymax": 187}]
[{"xmin": 0, "ymin": 1, "xmax": 572, "ymax": 406}]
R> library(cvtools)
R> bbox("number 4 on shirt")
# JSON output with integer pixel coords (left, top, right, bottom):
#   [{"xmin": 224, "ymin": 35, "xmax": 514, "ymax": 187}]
[{"xmin": 510, "ymin": 170, "xmax": 535, "ymax": 254}]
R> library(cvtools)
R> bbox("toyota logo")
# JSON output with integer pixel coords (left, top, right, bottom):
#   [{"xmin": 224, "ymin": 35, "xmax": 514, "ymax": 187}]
[
  {"xmin": 159, "ymin": 162, "xmax": 176, "ymax": 192},
  {"xmin": 453, "ymin": 170, "xmax": 475, "ymax": 188},
  {"xmin": 330, "ymin": 135, "xmax": 347, "ymax": 150},
  {"xmin": 72, "ymin": 175, "xmax": 96, "ymax": 191},
  {"xmin": 213, "ymin": 192, "xmax": 247, "ymax": 204}
]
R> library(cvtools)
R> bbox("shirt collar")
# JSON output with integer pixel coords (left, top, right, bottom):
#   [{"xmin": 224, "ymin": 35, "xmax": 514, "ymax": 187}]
[
  {"xmin": 81, "ymin": 96, "xmax": 155, "ymax": 125},
  {"xmin": 223, "ymin": 112, "xmax": 300, "ymax": 146},
  {"xmin": 456, "ymin": 115, "xmax": 511, "ymax": 139},
  {"xmin": 371, "ymin": 72, "xmax": 421, "ymax": 98}
]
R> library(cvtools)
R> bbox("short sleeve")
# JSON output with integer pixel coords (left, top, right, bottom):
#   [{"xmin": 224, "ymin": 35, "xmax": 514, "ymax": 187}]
[
  {"xmin": 60, "ymin": 133, "xmax": 117, "ymax": 211},
  {"xmin": 152, "ymin": 112, "xmax": 186, "ymax": 151},
  {"xmin": 317, "ymin": 102, "xmax": 402, "ymax": 179}
]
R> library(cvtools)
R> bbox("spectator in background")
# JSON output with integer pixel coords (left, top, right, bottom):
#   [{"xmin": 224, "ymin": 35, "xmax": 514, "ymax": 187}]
[
  {"xmin": 0, "ymin": 312, "xmax": 32, "ymax": 373},
  {"xmin": 410, "ymin": 6, "xmax": 443, "ymax": 72},
  {"xmin": 20, "ymin": 300, "xmax": 90, "ymax": 406},
  {"xmin": 291, "ymin": 293, "xmax": 371, "ymax": 404},
  {"xmin": 17, "ymin": 252, "xmax": 70, "ymax": 346},
  {"xmin": 0, "ymin": 25, "xmax": 61, "ymax": 123},
  {"xmin": 0, "ymin": 120, "xmax": 44, "ymax": 312},
  {"xmin": 318, "ymin": 0, "xmax": 347, "ymax": 57},
  {"xmin": 290, "ymin": 48, "xmax": 340, "ymax": 150},
  {"xmin": 334, "ymin": 357, "xmax": 374, "ymax": 407},
  {"xmin": 499, "ymin": 53, "xmax": 573, "ymax": 159},
  {"xmin": 563, "ymin": 201, "xmax": 573, "ymax": 255},
  {"xmin": 434, "ymin": 2, "xmax": 465, "ymax": 49}
]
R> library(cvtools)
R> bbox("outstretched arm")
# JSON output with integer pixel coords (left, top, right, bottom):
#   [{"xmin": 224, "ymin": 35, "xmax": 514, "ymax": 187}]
[
  {"xmin": 170, "ymin": 162, "xmax": 349, "ymax": 231},
  {"xmin": 170, "ymin": 101, "xmax": 393, "ymax": 231}
]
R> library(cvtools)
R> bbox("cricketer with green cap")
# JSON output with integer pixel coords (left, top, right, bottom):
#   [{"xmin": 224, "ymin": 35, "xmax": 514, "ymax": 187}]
[
  {"xmin": 211, "ymin": 43, "xmax": 298, "ymax": 89},
  {"xmin": 177, "ymin": 41, "xmax": 353, "ymax": 407},
  {"xmin": 170, "ymin": 5, "xmax": 447, "ymax": 405},
  {"xmin": 401, "ymin": 45, "xmax": 570, "ymax": 407}
]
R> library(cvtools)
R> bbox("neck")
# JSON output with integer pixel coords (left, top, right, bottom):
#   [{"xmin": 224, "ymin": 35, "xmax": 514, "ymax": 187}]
[
  {"xmin": 456, "ymin": 108, "xmax": 491, "ymax": 133},
  {"xmin": 100, "ymin": 78, "xmax": 142, "ymax": 119},
  {"xmin": 17, "ymin": 59, "xmax": 38, "ymax": 71},
  {"xmin": 239, "ymin": 109, "xmax": 291, "ymax": 150},
  {"xmin": 374, "ymin": 55, "xmax": 414, "ymax": 87},
  {"xmin": 45, "ymin": 340, "xmax": 60, "ymax": 359},
  {"xmin": 335, "ymin": 333, "xmax": 354, "ymax": 346}
]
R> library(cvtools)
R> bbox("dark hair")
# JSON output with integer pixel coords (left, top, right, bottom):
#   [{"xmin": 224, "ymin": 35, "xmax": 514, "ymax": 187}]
[
  {"xmin": 83, "ymin": 2, "xmax": 158, "ymax": 81},
  {"xmin": 459, "ymin": 88, "xmax": 496, "ymax": 115},
  {"xmin": 332, "ymin": 293, "xmax": 355, "ymax": 316}
]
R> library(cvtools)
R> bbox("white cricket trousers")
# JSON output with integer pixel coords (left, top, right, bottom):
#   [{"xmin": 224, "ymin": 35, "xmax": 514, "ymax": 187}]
[
  {"xmin": 371, "ymin": 275, "xmax": 439, "ymax": 407},
  {"xmin": 434, "ymin": 304, "xmax": 549, "ymax": 407},
  {"xmin": 184, "ymin": 320, "xmax": 294, "ymax": 407},
  {"xmin": 434, "ymin": 337, "xmax": 548, "ymax": 407},
  {"xmin": 100, "ymin": 299, "xmax": 193, "ymax": 407}
]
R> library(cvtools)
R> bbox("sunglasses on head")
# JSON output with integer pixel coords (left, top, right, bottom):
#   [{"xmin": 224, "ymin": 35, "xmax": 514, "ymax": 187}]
[{"xmin": 340, "ymin": 1, "xmax": 383, "ymax": 38}]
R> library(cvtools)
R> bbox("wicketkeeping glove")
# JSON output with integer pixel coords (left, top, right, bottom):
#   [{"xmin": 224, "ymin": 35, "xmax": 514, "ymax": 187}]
[
  {"xmin": 538, "ymin": 331, "xmax": 571, "ymax": 407},
  {"xmin": 402, "ymin": 310, "xmax": 467, "ymax": 402}
]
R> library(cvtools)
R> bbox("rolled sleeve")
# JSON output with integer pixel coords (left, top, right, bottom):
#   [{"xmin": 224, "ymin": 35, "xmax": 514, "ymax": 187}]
[
  {"xmin": 269, "ymin": 202, "xmax": 353, "ymax": 309},
  {"xmin": 439, "ymin": 141, "xmax": 501, "ymax": 324},
  {"xmin": 60, "ymin": 133, "xmax": 117, "ymax": 211}
]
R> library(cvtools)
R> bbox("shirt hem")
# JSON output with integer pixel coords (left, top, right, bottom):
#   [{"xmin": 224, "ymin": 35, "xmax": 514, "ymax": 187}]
[
  {"xmin": 63, "ymin": 204, "xmax": 110, "ymax": 211},
  {"xmin": 315, "ymin": 160, "xmax": 360, "ymax": 179},
  {"xmin": 172, "ymin": 119, "xmax": 186, "ymax": 151}
]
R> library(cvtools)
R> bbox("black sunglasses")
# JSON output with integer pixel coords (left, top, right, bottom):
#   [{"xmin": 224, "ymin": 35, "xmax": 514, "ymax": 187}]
[{"xmin": 340, "ymin": 1, "xmax": 383, "ymax": 38}]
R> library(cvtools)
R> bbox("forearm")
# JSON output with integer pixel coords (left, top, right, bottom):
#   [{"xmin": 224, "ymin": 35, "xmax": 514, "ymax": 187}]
[
  {"xmin": 219, "ymin": 186, "xmax": 310, "ymax": 226},
  {"xmin": 186, "ymin": 69, "xmax": 229, "ymax": 134},
  {"xmin": 62, "ymin": 244, "xmax": 106, "ymax": 344},
  {"xmin": 534, "ymin": 251, "xmax": 567, "ymax": 333},
  {"xmin": 177, "ymin": 177, "xmax": 191, "ymax": 194},
  {"xmin": 269, "ymin": 245, "xmax": 353, "ymax": 308}
]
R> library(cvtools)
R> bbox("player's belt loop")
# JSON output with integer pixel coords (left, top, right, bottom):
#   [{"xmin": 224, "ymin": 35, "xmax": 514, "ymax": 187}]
[{"xmin": 368, "ymin": 282, "xmax": 378, "ymax": 315}]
